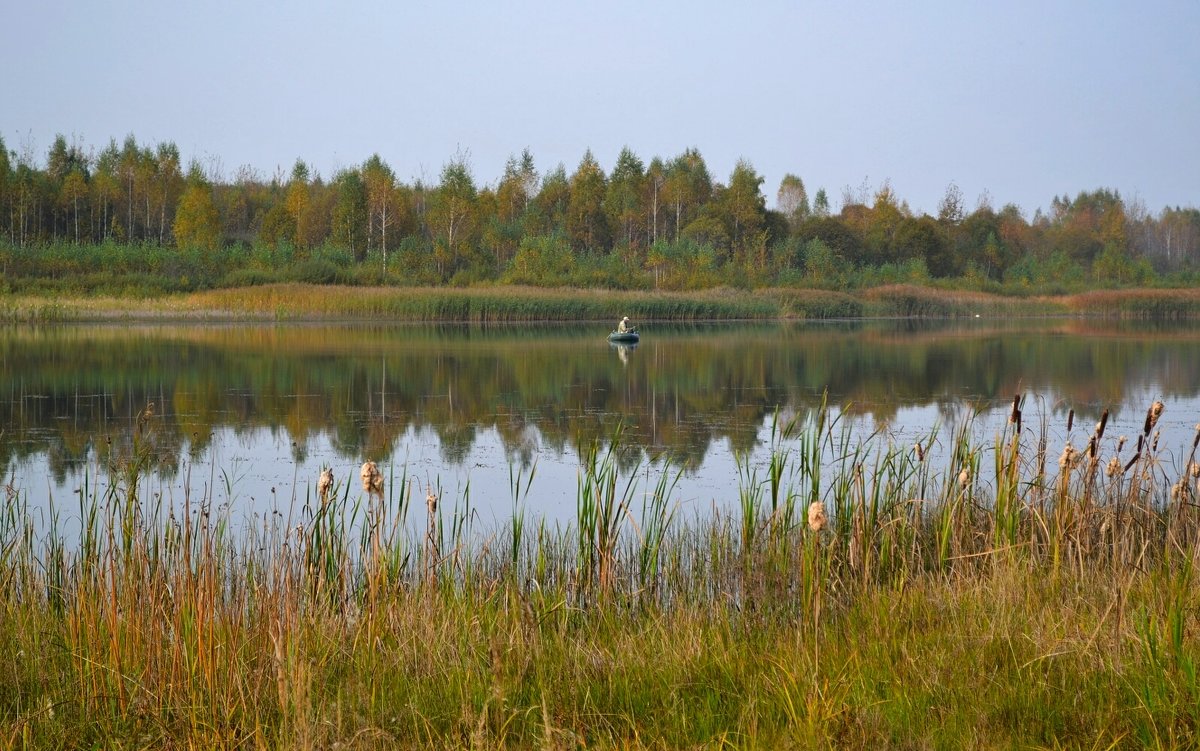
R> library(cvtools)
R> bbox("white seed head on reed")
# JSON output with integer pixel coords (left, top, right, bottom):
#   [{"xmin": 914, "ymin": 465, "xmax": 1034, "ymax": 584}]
[
  {"xmin": 360, "ymin": 461, "xmax": 383, "ymax": 495},
  {"xmin": 1106, "ymin": 456, "xmax": 1121, "ymax": 478},
  {"xmin": 1059, "ymin": 442, "xmax": 1077, "ymax": 471},
  {"xmin": 1117, "ymin": 435, "xmax": 1127, "ymax": 453},
  {"xmin": 318, "ymin": 467, "xmax": 334, "ymax": 502},
  {"xmin": 958, "ymin": 467, "xmax": 970, "ymax": 490},
  {"xmin": 1191, "ymin": 461, "xmax": 1200, "ymax": 479},
  {"xmin": 914, "ymin": 442, "xmax": 925, "ymax": 463},
  {"xmin": 807, "ymin": 501, "xmax": 827, "ymax": 532},
  {"xmin": 426, "ymin": 489, "xmax": 438, "ymax": 516}
]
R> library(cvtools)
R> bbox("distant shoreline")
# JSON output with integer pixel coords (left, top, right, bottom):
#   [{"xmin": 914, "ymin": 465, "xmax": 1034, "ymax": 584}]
[{"xmin": 5, "ymin": 283, "xmax": 1200, "ymax": 323}]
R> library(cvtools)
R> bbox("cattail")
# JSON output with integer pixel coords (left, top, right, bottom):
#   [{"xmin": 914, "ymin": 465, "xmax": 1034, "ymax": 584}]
[
  {"xmin": 1145, "ymin": 400, "xmax": 1164, "ymax": 435},
  {"xmin": 1105, "ymin": 456, "xmax": 1121, "ymax": 478},
  {"xmin": 1193, "ymin": 424, "xmax": 1200, "ymax": 450},
  {"xmin": 1009, "ymin": 395, "xmax": 1022, "ymax": 434},
  {"xmin": 1095, "ymin": 409, "xmax": 1108, "ymax": 440},
  {"xmin": 914, "ymin": 442, "xmax": 925, "ymax": 463},
  {"xmin": 425, "ymin": 488, "xmax": 441, "ymax": 568},
  {"xmin": 137, "ymin": 400, "xmax": 155, "ymax": 432},
  {"xmin": 1067, "ymin": 409, "xmax": 1074, "ymax": 433},
  {"xmin": 807, "ymin": 501, "xmax": 827, "ymax": 532},
  {"xmin": 1190, "ymin": 461, "xmax": 1200, "ymax": 479},
  {"xmin": 360, "ymin": 461, "xmax": 383, "ymax": 496},
  {"xmin": 958, "ymin": 467, "xmax": 970, "ymax": 490},
  {"xmin": 1123, "ymin": 444, "xmax": 1142, "ymax": 473},
  {"xmin": 317, "ymin": 467, "xmax": 334, "ymax": 504},
  {"xmin": 1152, "ymin": 431, "xmax": 1160, "ymax": 452},
  {"xmin": 1059, "ymin": 442, "xmax": 1077, "ymax": 471},
  {"xmin": 1117, "ymin": 435, "xmax": 1127, "ymax": 454}
]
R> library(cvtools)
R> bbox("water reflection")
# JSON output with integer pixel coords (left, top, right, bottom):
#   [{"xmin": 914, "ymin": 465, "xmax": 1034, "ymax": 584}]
[
  {"xmin": 4, "ymin": 319, "xmax": 1200, "ymax": 513},
  {"xmin": 611, "ymin": 341, "xmax": 636, "ymax": 366}
]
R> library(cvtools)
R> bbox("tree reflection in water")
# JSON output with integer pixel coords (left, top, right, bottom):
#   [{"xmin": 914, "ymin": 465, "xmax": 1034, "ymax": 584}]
[{"xmin": 4, "ymin": 319, "xmax": 1200, "ymax": 517}]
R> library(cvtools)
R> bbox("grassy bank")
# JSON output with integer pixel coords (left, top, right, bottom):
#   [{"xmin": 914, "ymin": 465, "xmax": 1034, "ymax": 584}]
[
  {"xmin": 4, "ymin": 282, "xmax": 1200, "ymax": 323},
  {"xmin": 2, "ymin": 402, "xmax": 1198, "ymax": 748},
  {"xmin": 7, "ymin": 282, "xmax": 1200, "ymax": 323}
]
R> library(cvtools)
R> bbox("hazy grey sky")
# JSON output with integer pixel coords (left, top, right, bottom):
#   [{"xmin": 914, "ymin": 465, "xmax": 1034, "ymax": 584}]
[{"xmin": 5, "ymin": 0, "xmax": 1197, "ymax": 216}]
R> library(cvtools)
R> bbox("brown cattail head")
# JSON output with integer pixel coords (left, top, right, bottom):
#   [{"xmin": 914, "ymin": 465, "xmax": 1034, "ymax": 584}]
[
  {"xmin": 1117, "ymin": 435, "xmax": 1127, "ymax": 453},
  {"xmin": 914, "ymin": 442, "xmax": 925, "ymax": 463},
  {"xmin": 1153, "ymin": 431, "xmax": 1161, "ymax": 453},
  {"xmin": 1123, "ymin": 450, "xmax": 1141, "ymax": 474},
  {"xmin": 1095, "ymin": 409, "xmax": 1108, "ymax": 441},
  {"xmin": 807, "ymin": 501, "xmax": 827, "ymax": 532},
  {"xmin": 1145, "ymin": 400, "xmax": 1164, "ymax": 435},
  {"xmin": 426, "ymin": 490, "xmax": 438, "ymax": 516},
  {"xmin": 1067, "ymin": 409, "xmax": 1074, "ymax": 433},
  {"xmin": 318, "ymin": 467, "xmax": 334, "ymax": 502},
  {"xmin": 1008, "ymin": 394, "xmax": 1023, "ymax": 435},
  {"xmin": 1193, "ymin": 424, "xmax": 1200, "ymax": 450}
]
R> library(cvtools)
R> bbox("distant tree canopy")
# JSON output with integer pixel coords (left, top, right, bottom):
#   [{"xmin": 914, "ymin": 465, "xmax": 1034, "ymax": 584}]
[{"xmin": 1, "ymin": 132, "xmax": 1197, "ymax": 291}]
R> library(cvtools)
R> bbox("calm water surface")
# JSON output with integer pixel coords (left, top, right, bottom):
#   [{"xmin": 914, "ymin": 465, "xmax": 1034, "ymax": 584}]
[{"xmin": 4, "ymin": 319, "xmax": 1200, "ymax": 524}]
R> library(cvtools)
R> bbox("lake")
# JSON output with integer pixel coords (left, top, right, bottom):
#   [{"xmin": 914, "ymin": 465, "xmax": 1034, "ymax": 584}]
[{"xmin": 4, "ymin": 318, "xmax": 1200, "ymax": 526}]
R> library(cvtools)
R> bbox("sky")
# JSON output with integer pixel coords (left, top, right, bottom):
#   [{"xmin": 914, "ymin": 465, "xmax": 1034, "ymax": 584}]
[{"xmin": 4, "ymin": 0, "xmax": 1198, "ymax": 218}]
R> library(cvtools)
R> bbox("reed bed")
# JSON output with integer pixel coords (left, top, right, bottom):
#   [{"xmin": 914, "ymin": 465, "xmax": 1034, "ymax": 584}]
[
  {"xmin": 0, "ymin": 282, "xmax": 1076, "ymax": 323},
  {"xmin": 181, "ymin": 285, "xmax": 784, "ymax": 322},
  {"xmin": 1068, "ymin": 288, "xmax": 1200, "ymax": 319},
  {"xmin": 860, "ymin": 283, "xmax": 1065, "ymax": 318},
  {"xmin": 1, "ymin": 400, "xmax": 1199, "ymax": 748}
]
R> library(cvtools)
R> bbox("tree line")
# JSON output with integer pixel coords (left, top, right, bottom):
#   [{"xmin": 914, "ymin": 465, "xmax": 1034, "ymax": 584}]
[{"xmin": 2, "ymin": 132, "xmax": 1199, "ymax": 290}]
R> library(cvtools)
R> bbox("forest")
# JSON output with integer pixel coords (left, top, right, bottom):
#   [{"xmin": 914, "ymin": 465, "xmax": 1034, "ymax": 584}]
[{"xmin": 2, "ymin": 133, "xmax": 1199, "ymax": 295}]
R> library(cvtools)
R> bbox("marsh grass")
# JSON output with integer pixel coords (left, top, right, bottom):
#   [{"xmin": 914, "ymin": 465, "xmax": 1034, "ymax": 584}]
[
  {"xmin": 1069, "ymin": 288, "xmax": 1200, "ymax": 319},
  {"xmin": 0, "ymin": 282, "xmax": 1066, "ymax": 324},
  {"xmin": 1, "ymin": 401, "xmax": 1199, "ymax": 748},
  {"xmin": 11, "ymin": 282, "xmax": 1200, "ymax": 324}
]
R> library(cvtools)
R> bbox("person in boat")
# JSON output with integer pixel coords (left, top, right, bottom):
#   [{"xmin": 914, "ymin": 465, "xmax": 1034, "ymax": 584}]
[{"xmin": 617, "ymin": 316, "xmax": 632, "ymax": 333}]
